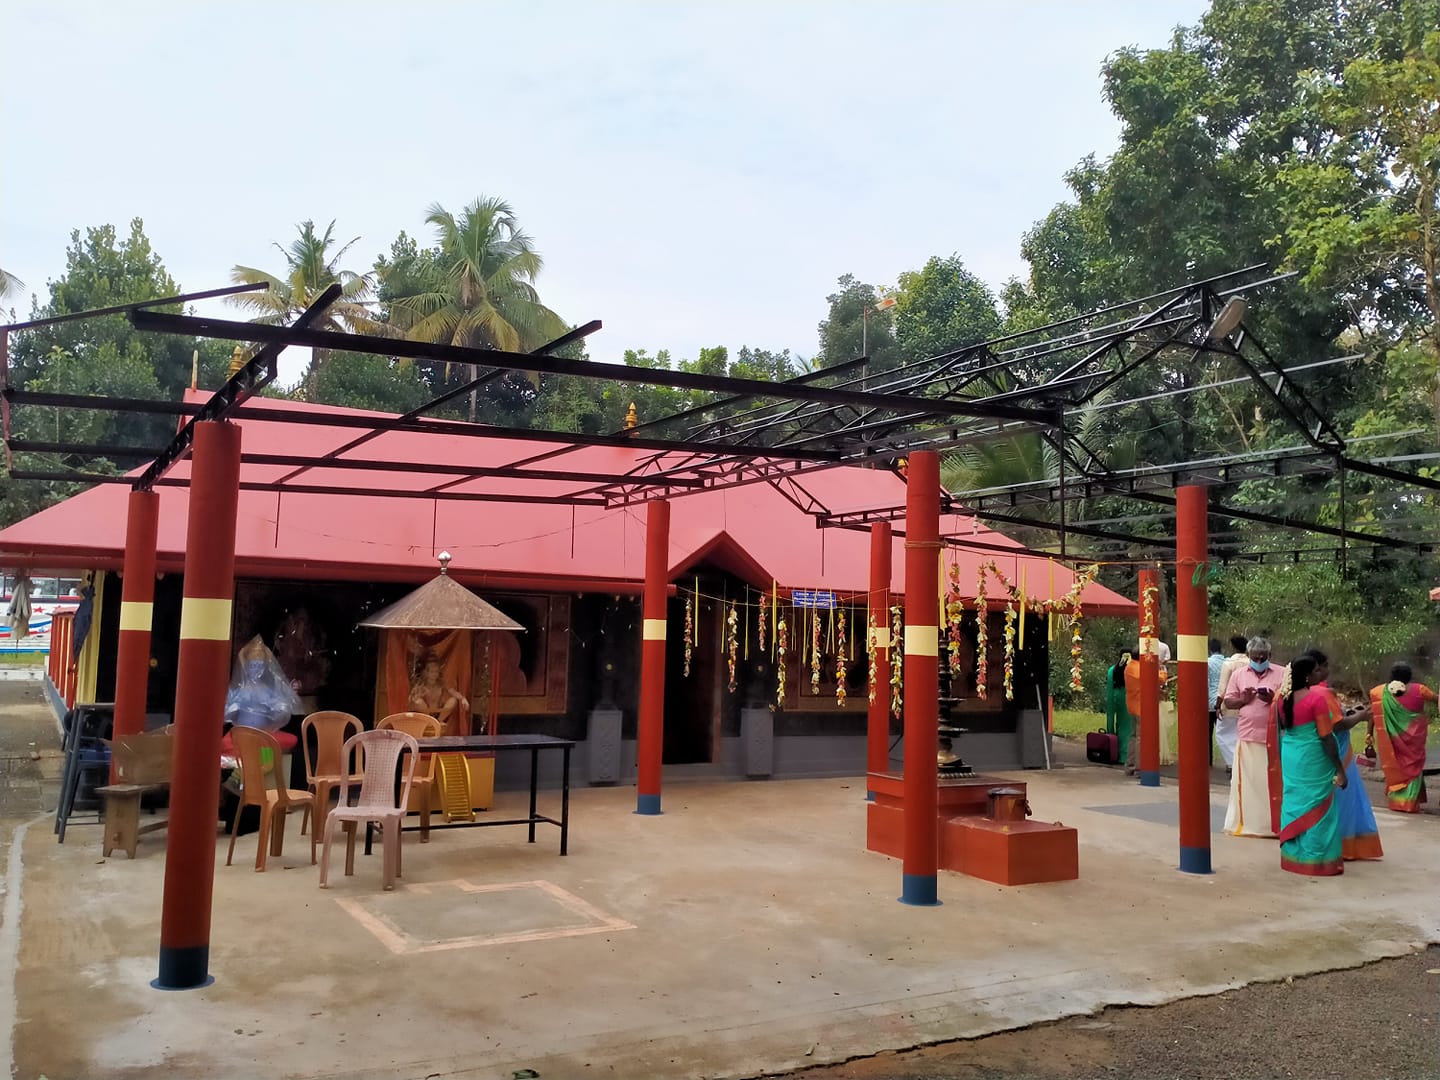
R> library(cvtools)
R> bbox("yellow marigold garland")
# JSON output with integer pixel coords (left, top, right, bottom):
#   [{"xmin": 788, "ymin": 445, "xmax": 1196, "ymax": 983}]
[
  {"xmin": 835, "ymin": 608, "xmax": 848, "ymax": 706},
  {"xmin": 889, "ymin": 605, "xmax": 904, "ymax": 719},
  {"xmin": 727, "ymin": 602, "xmax": 738, "ymax": 693}
]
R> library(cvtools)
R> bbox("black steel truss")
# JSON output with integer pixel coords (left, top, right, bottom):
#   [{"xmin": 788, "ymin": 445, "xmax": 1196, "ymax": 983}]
[{"xmin": 2, "ymin": 266, "xmax": 1432, "ymax": 566}]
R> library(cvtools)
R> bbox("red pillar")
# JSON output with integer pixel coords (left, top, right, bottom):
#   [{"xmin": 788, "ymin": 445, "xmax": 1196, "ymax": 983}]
[
  {"xmin": 866, "ymin": 521, "xmax": 892, "ymax": 798},
  {"xmin": 900, "ymin": 451, "xmax": 940, "ymax": 905},
  {"xmin": 636, "ymin": 499, "xmax": 670, "ymax": 815},
  {"xmin": 1175, "ymin": 485, "xmax": 1212, "ymax": 872},
  {"xmin": 155, "ymin": 421, "xmax": 241, "ymax": 990},
  {"xmin": 111, "ymin": 489, "xmax": 160, "ymax": 778},
  {"xmin": 1138, "ymin": 567, "xmax": 1161, "ymax": 787}
]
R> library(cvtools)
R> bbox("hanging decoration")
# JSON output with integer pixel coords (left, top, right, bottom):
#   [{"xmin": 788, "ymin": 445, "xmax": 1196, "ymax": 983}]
[
  {"xmin": 1002, "ymin": 601, "xmax": 1017, "ymax": 701},
  {"xmin": 683, "ymin": 596, "xmax": 693, "ymax": 677},
  {"xmin": 727, "ymin": 602, "xmax": 739, "ymax": 693},
  {"xmin": 758, "ymin": 599, "xmax": 767, "ymax": 653},
  {"xmin": 946, "ymin": 561, "xmax": 965, "ymax": 677},
  {"xmin": 970, "ymin": 558, "xmax": 1101, "ymax": 700},
  {"xmin": 835, "ymin": 608, "xmax": 848, "ymax": 706},
  {"xmin": 889, "ymin": 605, "xmax": 904, "ymax": 719},
  {"xmin": 867, "ymin": 613, "xmax": 878, "ymax": 706},
  {"xmin": 975, "ymin": 565, "xmax": 989, "ymax": 699},
  {"xmin": 776, "ymin": 615, "xmax": 788, "ymax": 708},
  {"xmin": 1140, "ymin": 578, "xmax": 1160, "ymax": 658},
  {"xmin": 811, "ymin": 603, "xmax": 822, "ymax": 694}
]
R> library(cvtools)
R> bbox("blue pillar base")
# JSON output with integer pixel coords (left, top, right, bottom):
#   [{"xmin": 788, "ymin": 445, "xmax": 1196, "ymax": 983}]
[
  {"xmin": 865, "ymin": 791, "xmax": 875, "ymax": 802},
  {"xmin": 1139, "ymin": 770, "xmax": 1161, "ymax": 787},
  {"xmin": 898, "ymin": 873, "xmax": 941, "ymax": 906},
  {"xmin": 635, "ymin": 793, "xmax": 662, "ymax": 815},
  {"xmin": 153, "ymin": 946, "xmax": 213, "ymax": 990},
  {"xmin": 1179, "ymin": 846, "xmax": 1213, "ymax": 874}
]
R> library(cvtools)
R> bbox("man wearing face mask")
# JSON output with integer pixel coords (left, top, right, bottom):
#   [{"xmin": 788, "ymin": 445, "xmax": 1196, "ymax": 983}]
[{"xmin": 1222, "ymin": 636, "xmax": 1287, "ymax": 838}]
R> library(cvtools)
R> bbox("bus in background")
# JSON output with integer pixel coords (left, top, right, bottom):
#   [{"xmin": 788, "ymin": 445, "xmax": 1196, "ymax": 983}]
[{"xmin": 1, "ymin": 574, "xmax": 84, "ymax": 651}]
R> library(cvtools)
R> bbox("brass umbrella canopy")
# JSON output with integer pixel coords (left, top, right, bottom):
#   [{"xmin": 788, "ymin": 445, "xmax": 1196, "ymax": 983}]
[{"xmin": 358, "ymin": 552, "xmax": 524, "ymax": 632}]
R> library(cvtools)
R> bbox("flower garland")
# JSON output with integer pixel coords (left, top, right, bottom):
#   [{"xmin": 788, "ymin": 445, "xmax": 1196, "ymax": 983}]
[
  {"xmin": 811, "ymin": 606, "xmax": 822, "ymax": 695},
  {"xmin": 946, "ymin": 562, "xmax": 965, "ymax": 677},
  {"xmin": 776, "ymin": 616, "xmax": 788, "ymax": 708},
  {"xmin": 757, "ymin": 603, "xmax": 766, "ymax": 653},
  {"xmin": 1140, "ymin": 580, "xmax": 1160, "ymax": 657},
  {"xmin": 683, "ymin": 596, "xmax": 693, "ymax": 677},
  {"xmin": 726, "ymin": 602, "xmax": 738, "ymax": 693},
  {"xmin": 1070, "ymin": 617, "xmax": 1084, "ymax": 692},
  {"xmin": 975, "ymin": 566, "xmax": 989, "ymax": 699},
  {"xmin": 1002, "ymin": 601, "xmax": 1017, "ymax": 701},
  {"xmin": 889, "ymin": 605, "xmax": 904, "ymax": 719},
  {"xmin": 867, "ymin": 613, "xmax": 878, "ymax": 705},
  {"xmin": 836, "ymin": 609, "xmax": 848, "ymax": 706}
]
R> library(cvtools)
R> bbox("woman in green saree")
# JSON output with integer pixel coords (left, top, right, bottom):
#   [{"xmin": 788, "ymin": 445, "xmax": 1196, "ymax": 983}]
[
  {"xmin": 1104, "ymin": 652, "xmax": 1134, "ymax": 772},
  {"xmin": 1277, "ymin": 654, "xmax": 1346, "ymax": 876}
]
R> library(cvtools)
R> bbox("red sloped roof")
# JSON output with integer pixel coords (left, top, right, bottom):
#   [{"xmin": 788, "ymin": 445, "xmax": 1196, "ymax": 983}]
[{"xmin": 0, "ymin": 392, "xmax": 1135, "ymax": 615}]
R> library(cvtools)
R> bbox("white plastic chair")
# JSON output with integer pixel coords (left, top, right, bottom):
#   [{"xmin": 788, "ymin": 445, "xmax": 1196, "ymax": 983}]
[{"xmin": 318, "ymin": 728, "xmax": 418, "ymax": 891}]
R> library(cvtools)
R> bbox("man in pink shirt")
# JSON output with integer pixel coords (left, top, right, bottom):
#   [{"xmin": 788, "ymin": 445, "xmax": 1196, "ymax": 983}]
[{"xmin": 1222, "ymin": 636, "xmax": 1286, "ymax": 837}]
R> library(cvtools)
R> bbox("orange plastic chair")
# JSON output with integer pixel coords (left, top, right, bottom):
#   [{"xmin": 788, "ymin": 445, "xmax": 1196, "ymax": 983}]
[
  {"xmin": 300, "ymin": 711, "xmax": 363, "ymax": 835},
  {"xmin": 318, "ymin": 728, "xmax": 418, "ymax": 891},
  {"xmin": 226, "ymin": 726, "xmax": 316, "ymax": 872},
  {"xmin": 377, "ymin": 712, "xmax": 441, "ymax": 841}
]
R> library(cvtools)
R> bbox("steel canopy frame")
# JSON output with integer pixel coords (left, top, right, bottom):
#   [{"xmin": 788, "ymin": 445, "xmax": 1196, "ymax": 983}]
[{"xmin": 3, "ymin": 266, "xmax": 1432, "ymax": 565}]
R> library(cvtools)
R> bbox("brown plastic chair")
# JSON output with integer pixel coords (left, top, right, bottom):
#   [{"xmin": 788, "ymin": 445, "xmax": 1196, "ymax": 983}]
[
  {"xmin": 377, "ymin": 712, "xmax": 441, "ymax": 841},
  {"xmin": 300, "ymin": 711, "xmax": 363, "ymax": 836},
  {"xmin": 226, "ymin": 726, "xmax": 316, "ymax": 872},
  {"xmin": 319, "ymin": 728, "xmax": 418, "ymax": 890}
]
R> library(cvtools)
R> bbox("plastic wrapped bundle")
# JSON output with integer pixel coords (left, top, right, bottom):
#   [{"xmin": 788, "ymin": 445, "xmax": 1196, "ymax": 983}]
[{"xmin": 224, "ymin": 636, "xmax": 301, "ymax": 731}]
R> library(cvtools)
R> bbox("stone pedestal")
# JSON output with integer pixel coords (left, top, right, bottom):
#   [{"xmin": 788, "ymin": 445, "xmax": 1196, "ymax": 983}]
[
  {"xmin": 587, "ymin": 707, "xmax": 623, "ymax": 785},
  {"xmin": 740, "ymin": 707, "xmax": 773, "ymax": 779}
]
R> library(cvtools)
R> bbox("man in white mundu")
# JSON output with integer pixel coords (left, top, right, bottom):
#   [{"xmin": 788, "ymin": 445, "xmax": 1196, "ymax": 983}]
[{"xmin": 1222, "ymin": 637, "xmax": 1286, "ymax": 837}]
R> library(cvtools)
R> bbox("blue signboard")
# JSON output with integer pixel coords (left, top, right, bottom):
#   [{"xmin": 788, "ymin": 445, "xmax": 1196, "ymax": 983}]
[{"xmin": 791, "ymin": 590, "xmax": 836, "ymax": 609}]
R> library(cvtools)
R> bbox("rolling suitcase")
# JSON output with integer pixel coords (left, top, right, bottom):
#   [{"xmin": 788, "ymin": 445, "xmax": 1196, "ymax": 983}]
[{"xmin": 1086, "ymin": 729, "xmax": 1119, "ymax": 765}]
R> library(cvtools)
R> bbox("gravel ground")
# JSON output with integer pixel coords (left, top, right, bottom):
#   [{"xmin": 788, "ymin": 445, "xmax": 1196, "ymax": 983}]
[
  {"xmin": 0, "ymin": 674, "xmax": 60, "ymax": 821},
  {"xmin": 775, "ymin": 941, "xmax": 1439, "ymax": 1080}
]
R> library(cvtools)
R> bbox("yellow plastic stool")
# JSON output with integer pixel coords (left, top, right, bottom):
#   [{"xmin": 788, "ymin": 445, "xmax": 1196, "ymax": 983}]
[{"xmin": 436, "ymin": 753, "xmax": 476, "ymax": 823}]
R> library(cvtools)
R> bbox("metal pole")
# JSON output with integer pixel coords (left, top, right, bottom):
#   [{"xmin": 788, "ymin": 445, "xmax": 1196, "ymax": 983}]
[
  {"xmin": 155, "ymin": 420, "xmax": 242, "ymax": 990},
  {"xmin": 1175, "ymin": 485, "xmax": 1213, "ymax": 873},
  {"xmin": 866, "ymin": 521, "xmax": 893, "ymax": 799},
  {"xmin": 1138, "ymin": 567, "xmax": 1162, "ymax": 788},
  {"xmin": 110, "ymin": 489, "xmax": 160, "ymax": 776},
  {"xmin": 900, "ymin": 450, "xmax": 941, "ymax": 906},
  {"xmin": 636, "ymin": 499, "xmax": 670, "ymax": 815}
]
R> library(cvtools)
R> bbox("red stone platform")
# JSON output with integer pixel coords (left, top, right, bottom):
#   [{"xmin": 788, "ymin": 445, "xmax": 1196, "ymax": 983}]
[{"xmin": 866, "ymin": 771, "xmax": 1078, "ymax": 886}]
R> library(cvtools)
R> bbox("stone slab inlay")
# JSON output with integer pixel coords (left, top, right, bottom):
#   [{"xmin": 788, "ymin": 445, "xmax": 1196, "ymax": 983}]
[{"xmin": 334, "ymin": 878, "xmax": 634, "ymax": 955}]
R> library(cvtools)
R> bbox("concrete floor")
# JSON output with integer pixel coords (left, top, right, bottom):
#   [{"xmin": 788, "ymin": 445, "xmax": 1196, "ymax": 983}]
[{"xmin": 6, "ymin": 759, "xmax": 1439, "ymax": 1080}]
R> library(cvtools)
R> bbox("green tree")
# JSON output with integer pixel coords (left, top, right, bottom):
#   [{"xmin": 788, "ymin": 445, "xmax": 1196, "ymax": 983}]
[
  {"xmin": 382, "ymin": 198, "xmax": 567, "ymax": 419},
  {"xmin": 815, "ymin": 274, "xmax": 903, "ymax": 378},
  {"xmin": 894, "ymin": 255, "xmax": 1003, "ymax": 362},
  {"xmin": 229, "ymin": 219, "xmax": 378, "ymax": 395},
  {"xmin": 1273, "ymin": 2, "xmax": 1440, "ymax": 414},
  {"xmin": 9, "ymin": 219, "xmax": 207, "ymax": 432},
  {"xmin": 0, "ymin": 266, "xmax": 24, "ymax": 309}
]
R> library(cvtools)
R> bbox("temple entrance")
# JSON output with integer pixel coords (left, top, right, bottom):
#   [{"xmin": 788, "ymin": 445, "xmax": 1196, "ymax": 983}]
[{"xmin": 662, "ymin": 582, "xmax": 722, "ymax": 764}]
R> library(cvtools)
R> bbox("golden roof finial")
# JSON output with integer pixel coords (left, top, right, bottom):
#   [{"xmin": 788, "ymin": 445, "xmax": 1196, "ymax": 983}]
[
  {"xmin": 624, "ymin": 402, "xmax": 639, "ymax": 431},
  {"xmin": 228, "ymin": 344, "xmax": 246, "ymax": 377}
]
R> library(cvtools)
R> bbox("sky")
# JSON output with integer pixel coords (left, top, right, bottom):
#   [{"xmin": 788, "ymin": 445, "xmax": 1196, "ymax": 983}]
[{"xmin": 1, "ymin": 1, "xmax": 1208, "ymax": 385}]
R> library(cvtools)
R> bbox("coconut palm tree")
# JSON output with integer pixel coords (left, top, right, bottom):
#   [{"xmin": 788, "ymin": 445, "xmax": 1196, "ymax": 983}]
[
  {"xmin": 0, "ymin": 266, "xmax": 24, "ymax": 307},
  {"xmin": 384, "ymin": 197, "xmax": 567, "ymax": 415},
  {"xmin": 229, "ymin": 220, "xmax": 376, "ymax": 392}
]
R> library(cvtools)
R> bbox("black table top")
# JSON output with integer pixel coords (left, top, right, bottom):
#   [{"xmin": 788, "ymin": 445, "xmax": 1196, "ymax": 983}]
[{"xmin": 417, "ymin": 734, "xmax": 576, "ymax": 751}]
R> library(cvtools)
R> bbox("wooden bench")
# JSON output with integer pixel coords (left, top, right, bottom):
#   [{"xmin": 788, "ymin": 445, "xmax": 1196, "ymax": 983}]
[{"xmin": 95, "ymin": 783, "xmax": 169, "ymax": 858}]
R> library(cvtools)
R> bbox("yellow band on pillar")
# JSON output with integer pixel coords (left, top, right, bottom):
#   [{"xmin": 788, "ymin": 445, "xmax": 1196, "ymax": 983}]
[
  {"xmin": 642, "ymin": 618, "xmax": 667, "ymax": 641},
  {"xmin": 179, "ymin": 597, "xmax": 233, "ymax": 641},
  {"xmin": 870, "ymin": 626, "xmax": 891, "ymax": 650},
  {"xmin": 118, "ymin": 601, "xmax": 153, "ymax": 632},
  {"xmin": 1177, "ymin": 634, "xmax": 1209, "ymax": 663},
  {"xmin": 904, "ymin": 625, "xmax": 939, "ymax": 656}
]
